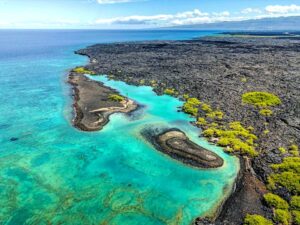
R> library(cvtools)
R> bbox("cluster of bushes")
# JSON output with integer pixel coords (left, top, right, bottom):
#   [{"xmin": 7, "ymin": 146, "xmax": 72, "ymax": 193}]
[
  {"xmin": 242, "ymin": 92, "xmax": 281, "ymax": 107},
  {"xmin": 244, "ymin": 191, "xmax": 300, "ymax": 225},
  {"xmin": 244, "ymin": 214, "xmax": 273, "ymax": 225},
  {"xmin": 73, "ymin": 67, "xmax": 95, "ymax": 75},
  {"xmin": 202, "ymin": 121, "xmax": 258, "ymax": 157},
  {"xmin": 108, "ymin": 94, "xmax": 125, "ymax": 102},
  {"xmin": 268, "ymin": 156, "xmax": 300, "ymax": 194},
  {"xmin": 182, "ymin": 97, "xmax": 201, "ymax": 116},
  {"xmin": 249, "ymin": 147, "xmax": 299, "ymax": 225},
  {"xmin": 242, "ymin": 91, "xmax": 281, "ymax": 118},
  {"xmin": 259, "ymin": 109, "xmax": 273, "ymax": 117}
]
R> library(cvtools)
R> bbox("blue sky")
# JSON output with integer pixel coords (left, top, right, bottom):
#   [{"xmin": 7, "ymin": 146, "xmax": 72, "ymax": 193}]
[{"xmin": 1, "ymin": 0, "xmax": 300, "ymax": 29}]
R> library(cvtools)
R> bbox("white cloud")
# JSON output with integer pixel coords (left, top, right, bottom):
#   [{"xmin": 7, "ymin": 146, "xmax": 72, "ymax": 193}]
[
  {"xmin": 95, "ymin": 9, "xmax": 235, "ymax": 26},
  {"xmin": 265, "ymin": 4, "xmax": 300, "ymax": 14},
  {"xmin": 241, "ymin": 8, "xmax": 262, "ymax": 14},
  {"xmin": 97, "ymin": 0, "xmax": 137, "ymax": 4}
]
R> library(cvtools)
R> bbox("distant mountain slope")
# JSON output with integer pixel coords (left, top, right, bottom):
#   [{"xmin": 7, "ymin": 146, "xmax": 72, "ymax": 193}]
[{"xmin": 171, "ymin": 16, "xmax": 300, "ymax": 30}]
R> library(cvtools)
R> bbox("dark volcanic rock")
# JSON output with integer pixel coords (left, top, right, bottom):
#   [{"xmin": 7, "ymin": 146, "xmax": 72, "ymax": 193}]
[
  {"xmin": 144, "ymin": 128, "xmax": 223, "ymax": 168},
  {"xmin": 76, "ymin": 36, "xmax": 300, "ymax": 172},
  {"xmin": 68, "ymin": 72, "xmax": 137, "ymax": 131},
  {"xmin": 74, "ymin": 36, "xmax": 300, "ymax": 224}
]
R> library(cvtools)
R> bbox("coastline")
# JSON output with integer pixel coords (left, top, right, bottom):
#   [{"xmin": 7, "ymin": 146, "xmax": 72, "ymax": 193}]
[
  {"xmin": 71, "ymin": 34, "xmax": 299, "ymax": 224},
  {"xmin": 68, "ymin": 71, "xmax": 137, "ymax": 131}
]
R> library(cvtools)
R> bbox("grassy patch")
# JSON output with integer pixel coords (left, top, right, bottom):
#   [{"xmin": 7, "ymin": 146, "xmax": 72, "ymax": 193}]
[
  {"xmin": 263, "ymin": 193, "xmax": 289, "ymax": 210},
  {"xmin": 242, "ymin": 92, "xmax": 281, "ymax": 107},
  {"xmin": 243, "ymin": 214, "xmax": 273, "ymax": 225},
  {"xmin": 108, "ymin": 94, "xmax": 125, "ymax": 102},
  {"xmin": 73, "ymin": 67, "xmax": 95, "ymax": 75}
]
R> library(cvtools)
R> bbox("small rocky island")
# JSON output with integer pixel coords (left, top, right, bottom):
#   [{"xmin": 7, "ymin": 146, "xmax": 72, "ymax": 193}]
[
  {"xmin": 155, "ymin": 129, "xmax": 223, "ymax": 168},
  {"xmin": 68, "ymin": 70, "xmax": 137, "ymax": 131}
]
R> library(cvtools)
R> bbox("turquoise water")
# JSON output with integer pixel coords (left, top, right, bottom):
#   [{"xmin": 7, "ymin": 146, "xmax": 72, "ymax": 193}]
[{"xmin": 0, "ymin": 30, "xmax": 238, "ymax": 225}]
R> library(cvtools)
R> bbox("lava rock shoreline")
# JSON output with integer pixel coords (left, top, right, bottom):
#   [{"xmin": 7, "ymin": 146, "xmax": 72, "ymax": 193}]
[
  {"xmin": 68, "ymin": 72, "xmax": 137, "ymax": 131},
  {"xmin": 74, "ymin": 36, "xmax": 300, "ymax": 224}
]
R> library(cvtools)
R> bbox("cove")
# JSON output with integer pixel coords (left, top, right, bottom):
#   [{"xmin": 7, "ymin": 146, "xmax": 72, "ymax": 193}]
[
  {"xmin": 0, "ymin": 30, "xmax": 238, "ymax": 225},
  {"xmin": 79, "ymin": 74, "xmax": 240, "ymax": 224}
]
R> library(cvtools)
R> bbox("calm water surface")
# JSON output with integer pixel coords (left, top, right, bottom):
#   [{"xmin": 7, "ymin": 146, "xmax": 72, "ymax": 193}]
[{"xmin": 0, "ymin": 30, "xmax": 239, "ymax": 225}]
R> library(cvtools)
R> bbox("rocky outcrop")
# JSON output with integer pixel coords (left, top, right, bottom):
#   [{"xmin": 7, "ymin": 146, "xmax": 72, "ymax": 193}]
[
  {"xmin": 144, "ymin": 128, "xmax": 223, "ymax": 168},
  {"xmin": 68, "ymin": 72, "xmax": 137, "ymax": 131}
]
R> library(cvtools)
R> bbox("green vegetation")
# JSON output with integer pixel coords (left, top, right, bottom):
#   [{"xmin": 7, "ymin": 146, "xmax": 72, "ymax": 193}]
[
  {"xmin": 279, "ymin": 147, "xmax": 287, "ymax": 154},
  {"xmin": 274, "ymin": 209, "xmax": 291, "ymax": 225},
  {"xmin": 196, "ymin": 117, "xmax": 207, "ymax": 126},
  {"xmin": 271, "ymin": 157, "xmax": 300, "ymax": 173},
  {"xmin": 263, "ymin": 193, "xmax": 289, "ymax": 210},
  {"xmin": 293, "ymin": 211, "xmax": 300, "ymax": 225},
  {"xmin": 242, "ymin": 92, "xmax": 281, "ymax": 107},
  {"xmin": 183, "ymin": 94, "xmax": 189, "ymax": 100},
  {"xmin": 291, "ymin": 196, "xmax": 300, "ymax": 210},
  {"xmin": 268, "ymin": 172, "xmax": 300, "ymax": 194},
  {"xmin": 164, "ymin": 88, "xmax": 176, "ymax": 96},
  {"xmin": 201, "ymin": 103, "xmax": 212, "ymax": 112},
  {"xmin": 259, "ymin": 109, "xmax": 273, "ymax": 116},
  {"xmin": 206, "ymin": 110, "xmax": 224, "ymax": 120},
  {"xmin": 289, "ymin": 144, "xmax": 299, "ymax": 156},
  {"xmin": 182, "ymin": 98, "xmax": 201, "ymax": 116},
  {"xmin": 108, "ymin": 94, "xmax": 125, "ymax": 102},
  {"xmin": 243, "ymin": 214, "xmax": 273, "ymax": 225},
  {"xmin": 73, "ymin": 67, "xmax": 95, "ymax": 75},
  {"xmin": 203, "ymin": 121, "xmax": 258, "ymax": 157}
]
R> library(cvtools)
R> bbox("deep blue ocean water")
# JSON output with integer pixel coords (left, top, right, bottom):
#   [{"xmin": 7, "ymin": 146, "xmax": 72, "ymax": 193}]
[{"xmin": 0, "ymin": 30, "xmax": 239, "ymax": 225}]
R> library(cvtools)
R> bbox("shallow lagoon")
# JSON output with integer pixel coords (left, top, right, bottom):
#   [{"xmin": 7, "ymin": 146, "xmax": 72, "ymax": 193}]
[{"xmin": 0, "ymin": 30, "xmax": 238, "ymax": 225}]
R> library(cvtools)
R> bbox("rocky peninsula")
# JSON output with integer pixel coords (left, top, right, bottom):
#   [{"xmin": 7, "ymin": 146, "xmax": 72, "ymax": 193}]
[
  {"xmin": 74, "ymin": 35, "xmax": 300, "ymax": 224},
  {"xmin": 68, "ymin": 71, "xmax": 137, "ymax": 131}
]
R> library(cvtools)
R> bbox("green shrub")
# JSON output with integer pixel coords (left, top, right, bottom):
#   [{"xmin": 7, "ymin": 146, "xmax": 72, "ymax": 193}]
[
  {"xmin": 201, "ymin": 103, "xmax": 212, "ymax": 112},
  {"xmin": 202, "ymin": 121, "xmax": 258, "ymax": 157},
  {"xmin": 164, "ymin": 88, "xmax": 175, "ymax": 95},
  {"xmin": 279, "ymin": 147, "xmax": 287, "ymax": 154},
  {"xmin": 196, "ymin": 117, "xmax": 207, "ymax": 125},
  {"xmin": 242, "ymin": 92, "xmax": 281, "ymax": 107},
  {"xmin": 271, "ymin": 157, "xmax": 300, "ymax": 174},
  {"xmin": 182, "ymin": 102, "xmax": 198, "ymax": 116},
  {"xmin": 274, "ymin": 209, "xmax": 291, "ymax": 225},
  {"xmin": 259, "ymin": 109, "xmax": 273, "ymax": 116},
  {"xmin": 292, "ymin": 210, "xmax": 300, "ymax": 225},
  {"xmin": 263, "ymin": 193, "xmax": 289, "ymax": 210},
  {"xmin": 73, "ymin": 67, "xmax": 95, "ymax": 75},
  {"xmin": 206, "ymin": 110, "xmax": 224, "ymax": 120},
  {"xmin": 289, "ymin": 144, "xmax": 299, "ymax": 156},
  {"xmin": 183, "ymin": 94, "xmax": 189, "ymax": 100},
  {"xmin": 187, "ymin": 98, "xmax": 201, "ymax": 105},
  {"xmin": 182, "ymin": 98, "xmax": 201, "ymax": 116},
  {"xmin": 291, "ymin": 196, "xmax": 300, "ymax": 210},
  {"xmin": 108, "ymin": 94, "xmax": 125, "ymax": 102},
  {"xmin": 202, "ymin": 128, "xmax": 215, "ymax": 137},
  {"xmin": 243, "ymin": 214, "xmax": 273, "ymax": 225},
  {"xmin": 268, "ymin": 172, "xmax": 300, "ymax": 194}
]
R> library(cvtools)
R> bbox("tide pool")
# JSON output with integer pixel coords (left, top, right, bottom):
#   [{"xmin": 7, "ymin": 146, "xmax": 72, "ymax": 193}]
[{"xmin": 0, "ymin": 30, "xmax": 238, "ymax": 225}]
